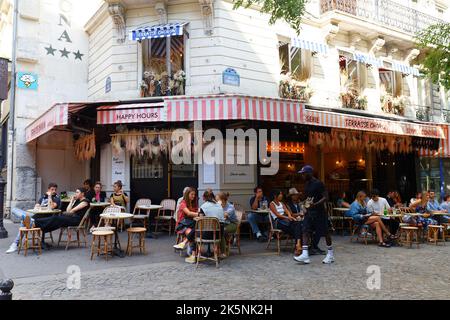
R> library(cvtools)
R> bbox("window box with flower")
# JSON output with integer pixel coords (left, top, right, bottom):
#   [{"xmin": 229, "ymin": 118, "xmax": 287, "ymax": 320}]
[
  {"xmin": 279, "ymin": 73, "xmax": 313, "ymax": 102},
  {"xmin": 140, "ymin": 70, "xmax": 186, "ymax": 97},
  {"xmin": 380, "ymin": 93, "xmax": 408, "ymax": 116}
]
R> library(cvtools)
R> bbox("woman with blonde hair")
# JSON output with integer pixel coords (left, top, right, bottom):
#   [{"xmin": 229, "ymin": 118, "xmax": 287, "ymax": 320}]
[
  {"xmin": 216, "ymin": 191, "xmax": 238, "ymax": 257},
  {"xmin": 346, "ymin": 191, "xmax": 395, "ymax": 247}
]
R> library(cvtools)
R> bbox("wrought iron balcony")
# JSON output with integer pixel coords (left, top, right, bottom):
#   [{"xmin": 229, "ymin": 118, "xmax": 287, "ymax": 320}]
[
  {"xmin": 414, "ymin": 105, "xmax": 432, "ymax": 122},
  {"xmin": 320, "ymin": 0, "xmax": 444, "ymax": 35}
]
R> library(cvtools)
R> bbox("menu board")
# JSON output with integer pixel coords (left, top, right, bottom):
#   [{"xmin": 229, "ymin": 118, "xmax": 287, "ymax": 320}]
[{"xmin": 112, "ymin": 151, "xmax": 126, "ymax": 186}]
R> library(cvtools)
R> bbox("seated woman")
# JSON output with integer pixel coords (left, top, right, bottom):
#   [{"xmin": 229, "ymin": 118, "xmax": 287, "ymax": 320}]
[
  {"xmin": 109, "ymin": 180, "xmax": 129, "ymax": 209},
  {"xmin": 269, "ymin": 189, "xmax": 302, "ymax": 255},
  {"xmin": 392, "ymin": 191, "xmax": 403, "ymax": 208},
  {"xmin": 34, "ymin": 187, "xmax": 90, "ymax": 249},
  {"xmin": 345, "ymin": 191, "xmax": 395, "ymax": 247},
  {"xmin": 89, "ymin": 182, "xmax": 107, "ymax": 229},
  {"xmin": 216, "ymin": 192, "xmax": 238, "ymax": 257},
  {"xmin": 404, "ymin": 192, "xmax": 437, "ymax": 229},
  {"xmin": 336, "ymin": 191, "xmax": 351, "ymax": 208},
  {"xmin": 173, "ymin": 187, "xmax": 200, "ymax": 263},
  {"xmin": 410, "ymin": 192, "xmax": 422, "ymax": 207}
]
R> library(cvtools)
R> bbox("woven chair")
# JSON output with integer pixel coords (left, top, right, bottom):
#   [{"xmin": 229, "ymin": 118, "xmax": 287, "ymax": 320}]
[
  {"xmin": 94, "ymin": 206, "xmax": 122, "ymax": 232},
  {"xmin": 266, "ymin": 210, "xmax": 294, "ymax": 255},
  {"xmin": 154, "ymin": 199, "xmax": 176, "ymax": 235},
  {"xmin": 57, "ymin": 208, "xmax": 91, "ymax": 250},
  {"xmin": 195, "ymin": 217, "xmax": 222, "ymax": 268},
  {"xmin": 131, "ymin": 199, "xmax": 152, "ymax": 229},
  {"xmin": 226, "ymin": 209, "xmax": 243, "ymax": 256},
  {"xmin": 234, "ymin": 203, "xmax": 252, "ymax": 240},
  {"xmin": 18, "ymin": 216, "xmax": 42, "ymax": 256},
  {"xmin": 350, "ymin": 223, "xmax": 377, "ymax": 245}
]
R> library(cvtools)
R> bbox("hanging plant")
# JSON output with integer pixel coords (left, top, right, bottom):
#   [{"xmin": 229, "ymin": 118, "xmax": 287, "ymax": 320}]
[{"xmin": 74, "ymin": 132, "xmax": 96, "ymax": 161}]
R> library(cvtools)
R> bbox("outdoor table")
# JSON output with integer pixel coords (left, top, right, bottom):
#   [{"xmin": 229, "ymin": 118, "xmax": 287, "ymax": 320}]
[
  {"xmin": 246, "ymin": 208, "xmax": 270, "ymax": 215},
  {"xmin": 90, "ymin": 202, "xmax": 111, "ymax": 208},
  {"xmin": 26, "ymin": 208, "xmax": 62, "ymax": 216},
  {"xmin": 135, "ymin": 204, "xmax": 163, "ymax": 238},
  {"xmin": 99, "ymin": 212, "xmax": 133, "ymax": 258},
  {"xmin": 430, "ymin": 211, "xmax": 449, "ymax": 216}
]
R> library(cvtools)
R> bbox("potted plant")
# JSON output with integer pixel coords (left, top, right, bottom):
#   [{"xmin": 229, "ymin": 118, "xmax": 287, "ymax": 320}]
[{"xmin": 356, "ymin": 95, "xmax": 368, "ymax": 110}]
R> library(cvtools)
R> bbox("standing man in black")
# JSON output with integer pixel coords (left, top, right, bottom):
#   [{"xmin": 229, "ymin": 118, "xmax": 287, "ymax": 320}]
[{"xmin": 294, "ymin": 165, "xmax": 335, "ymax": 264}]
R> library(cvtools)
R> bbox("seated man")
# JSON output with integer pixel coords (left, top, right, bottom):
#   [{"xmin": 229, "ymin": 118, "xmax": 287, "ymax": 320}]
[
  {"xmin": 34, "ymin": 187, "xmax": 90, "ymax": 249},
  {"xmin": 427, "ymin": 191, "xmax": 450, "ymax": 224},
  {"xmin": 6, "ymin": 183, "xmax": 61, "ymax": 254},
  {"xmin": 439, "ymin": 194, "xmax": 450, "ymax": 223},
  {"xmin": 247, "ymin": 186, "xmax": 270, "ymax": 242},
  {"xmin": 367, "ymin": 189, "xmax": 400, "ymax": 236}
]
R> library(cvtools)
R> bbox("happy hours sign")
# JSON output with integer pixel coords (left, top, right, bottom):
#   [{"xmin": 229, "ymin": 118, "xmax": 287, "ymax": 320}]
[{"xmin": 97, "ymin": 107, "xmax": 165, "ymax": 124}]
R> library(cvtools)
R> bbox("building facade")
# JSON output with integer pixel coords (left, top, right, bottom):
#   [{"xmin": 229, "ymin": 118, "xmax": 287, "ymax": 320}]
[{"xmin": 2, "ymin": 0, "xmax": 450, "ymax": 213}]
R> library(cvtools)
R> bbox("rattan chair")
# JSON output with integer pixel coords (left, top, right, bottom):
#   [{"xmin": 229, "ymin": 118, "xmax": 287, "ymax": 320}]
[
  {"xmin": 195, "ymin": 217, "xmax": 222, "ymax": 268},
  {"xmin": 154, "ymin": 199, "xmax": 176, "ymax": 235},
  {"xmin": 226, "ymin": 209, "xmax": 243, "ymax": 256},
  {"xmin": 266, "ymin": 209, "xmax": 294, "ymax": 255},
  {"xmin": 131, "ymin": 199, "xmax": 152, "ymax": 229},
  {"xmin": 94, "ymin": 206, "xmax": 121, "ymax": 232},
  {"xmin": 57, "ymin": 208, "xmax": 91, "ymax": 250}
]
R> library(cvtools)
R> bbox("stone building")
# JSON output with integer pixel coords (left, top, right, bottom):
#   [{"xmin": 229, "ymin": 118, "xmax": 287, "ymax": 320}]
[{"xmin": 2, "ymin": 0, "xmax": 450, "ymax": 214}]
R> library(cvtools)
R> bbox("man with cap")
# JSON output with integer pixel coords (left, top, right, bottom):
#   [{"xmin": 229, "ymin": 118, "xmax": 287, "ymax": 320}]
[{"xmin": 294, "ymin": 165, "xmax": 335, "ymax": 264}]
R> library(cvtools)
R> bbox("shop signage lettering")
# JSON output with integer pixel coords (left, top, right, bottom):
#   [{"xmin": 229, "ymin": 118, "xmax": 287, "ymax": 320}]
[
  {"xmin": 116, "ymin": 110, "xmax": 160, "ymax": 122},
  {"xmin": 305, "ymin": 115, "xmax": 319, "ymax": 124},
  {"xmin": 344, "ymin": 118, "xmax": 385, "ymax": 130},
  {"xmin": 26, "ymin": 110, "xmax": 56, "ymax": 142}
]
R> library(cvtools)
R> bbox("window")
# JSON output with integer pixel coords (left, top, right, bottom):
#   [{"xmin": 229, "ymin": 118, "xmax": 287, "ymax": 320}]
[
  {"xmin": 141, "ymin": 34, "xmax": 187, "ymax": 97},
  {"xmin": 379, "ymin": 67, "xmax": 403, "ymax": 96},
  {"xmin": 278, "ymin": 43, "xmax": 311, "ymax": 80},
  {"xmin": 339, "ymin": 54, "xmax": 360, "ymax": 91},
  {"xmin": 132, "ymin": 156, "xmax": 164, "ymax": 179}
]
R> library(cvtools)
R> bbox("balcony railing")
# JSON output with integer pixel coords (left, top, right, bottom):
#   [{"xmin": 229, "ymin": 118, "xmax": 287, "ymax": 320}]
[
  {"xmin": 414, "ymin": 105, "xmax": 432, "ymax": 122},
  {"xmin": 320, "ymin": 0, "xmax": 444, "ymax": 35}
]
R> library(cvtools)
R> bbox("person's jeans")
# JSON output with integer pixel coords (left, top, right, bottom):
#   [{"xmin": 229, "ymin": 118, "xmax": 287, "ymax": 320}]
[
  {"xmin": 247, "ymin": 212, "xmax": 269, "ymax": 236},
  {"xmin": 11, "ymin": 208, "xmax": 35, "ymax": 245}
]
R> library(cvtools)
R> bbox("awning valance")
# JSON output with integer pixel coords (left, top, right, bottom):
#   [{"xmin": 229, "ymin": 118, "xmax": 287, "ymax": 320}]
[
  {"xmin": 419, "ymin": 125, "xmax": 450, "ymax": 157},
  {"xmin": 25, "ymin": 103, "xmax": 86, "ymax": 143},
  {"xmin": 97, "ymin": 103, "xmax": 165, "ymax": 124},
  {"xmin": 303, "ymin": 108, "xmax": 445, "ymax": 139},
  {"xmin": 353, "ymin": 52, "xmax": 383, "ymax": 67},
  {"xmin": 129, "ymin": 22, "xmax": 187, "ymax": 41},
  {"xmin": 290, "ymin": 38, "xmax": 329, "ymax": 54},
  {"xmin": 391, "ymin": 61, "xmax": 420, "ymax": 76}
]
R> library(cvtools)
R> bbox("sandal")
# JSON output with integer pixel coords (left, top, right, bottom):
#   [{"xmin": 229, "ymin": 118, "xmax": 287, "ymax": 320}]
[{"xmin": 378, "ymin": 242, "xmax": 391, "ymax": 248}]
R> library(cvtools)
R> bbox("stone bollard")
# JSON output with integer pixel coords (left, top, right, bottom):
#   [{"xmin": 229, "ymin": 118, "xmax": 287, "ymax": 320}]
[
  {"xmin": 0, "ymin": 279, "xmax": 14, "ymax": 300},
  {"xmin": 0, "ymin": 176, "xmax": 7, "ymax": 239}
]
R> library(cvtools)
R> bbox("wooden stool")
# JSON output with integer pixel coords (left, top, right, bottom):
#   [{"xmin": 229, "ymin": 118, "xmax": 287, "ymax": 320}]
[
  {"xmin": 90, "ymin": 230, "xmax": 114, "ymax": 261},
  {"xmin": 126, "ymin": 227, "xmax": 146, "ymax": 256},
  {"xmin": 427, "ymin": 225, "xmax": 445, "ymax": 245},
  {"xmin": 442, "ymin": 223, "xmax": 450, "ymax": 241},
  {"xmin": 400, "ymin": 226, "xmax": 420, "ymax": 248},
  {"xmin": 18, "ymin": 226, "xmax": 42, "ymax": 256}
]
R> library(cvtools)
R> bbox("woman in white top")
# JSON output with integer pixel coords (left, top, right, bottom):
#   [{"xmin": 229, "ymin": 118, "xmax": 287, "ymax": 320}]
[{"xmin": 269, "ymin": 189, "xmax": 303, "ymax": 255}]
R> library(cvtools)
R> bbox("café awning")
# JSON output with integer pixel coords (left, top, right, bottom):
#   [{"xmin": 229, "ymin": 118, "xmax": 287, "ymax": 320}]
[
  {"xmin": 419, "ymin": 125, "xmax": 450, "ymax": 157},
  {"xmin": 129, "ymin": 22, "xmax": 188, "ymax": 41},
  {"xmin": 25, "ymin": 103, "xmax": 88, "ymax": 143},
  {"xmin": 290, "ymin": 37, "xmax": 329, "ymax": 54},
  {"xmin": 97, "ymin": 102, "xmax": 165, "ymax": 124},
  {"xmin": 353, "ymin": 52, "xmax": 383, "ymax": 67},
  {"xmin": 303, "ymin": 107, "xmax": 445, "ymax": 139}
]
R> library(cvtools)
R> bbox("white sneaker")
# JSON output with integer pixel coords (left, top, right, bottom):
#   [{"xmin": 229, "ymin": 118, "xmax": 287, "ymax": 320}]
[
  {"xmin": 322, "ymin": 253, "xmax": 335, "ymax": 264},
  {"xmin": 6, "ymin": 243, "xmax": 18, "ymax": 254},
  {"xmin": 173, "ymin": 242, "xmax": 187, "ymax": 250},
  {"xmin": 293, "ymin": 252, "xmax": 310, "ymax": 264}
]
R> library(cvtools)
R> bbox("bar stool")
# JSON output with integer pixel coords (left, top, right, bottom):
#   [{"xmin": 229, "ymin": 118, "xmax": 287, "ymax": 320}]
[
  {"xmin": 90, "ymin": 230, "xmax": 114, "ymax": 261},
  {"xmin": 427, "ymin": 225, "xmax": 445, "ymax": 245},
  {"xmin": 126, "ymin": 227, "xmax": 146, "ymax": 256},
  {"xmin": 442, "ymin": 223, "xmax": 450, "ymax": 241},
  {"xmin": 400, "ymin": 226, "xmax": 420, "ymax": 248}
]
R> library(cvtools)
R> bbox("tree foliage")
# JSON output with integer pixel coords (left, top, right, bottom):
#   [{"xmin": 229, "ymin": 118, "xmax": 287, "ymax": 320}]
[
  {"xmin": 232, "ymin": 0, "xmax": 307, "ymax": 34},
  {"xmin": 416, "ymin": 23, "xmax": 450, "ymax": 91}
]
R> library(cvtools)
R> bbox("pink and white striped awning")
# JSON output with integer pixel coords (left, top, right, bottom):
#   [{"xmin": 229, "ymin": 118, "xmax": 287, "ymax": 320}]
[
  {"xmin": 25, "ymin": 103, "xmax": 82, "ymax": 143},
  {"xmin": 303, "ymin": 108, "xmax": 445, "ymax": 139},
  {"xmin": 419, "ymin": 125, "xmax": 450, "ymax": 158},
  {"xmin": 164, "ymin": 95, "xmax": 304, "ymax": 123}
]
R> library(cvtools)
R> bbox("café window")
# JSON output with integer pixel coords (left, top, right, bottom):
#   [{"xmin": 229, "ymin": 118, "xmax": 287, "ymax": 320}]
[
  {"xmin": 140, "ymin": 33, "xmax": 187, "ymax": 97},
  {"xmin": 339, "ymin": 54, "xmax": 361, "ymax": 91},
  {"xmin": 132, "ymin": 156, "xmax": 164, "ymax": 179},
  {"xmin": 278, "ymin": 42, "xmax": 311, "ymax": 80}
]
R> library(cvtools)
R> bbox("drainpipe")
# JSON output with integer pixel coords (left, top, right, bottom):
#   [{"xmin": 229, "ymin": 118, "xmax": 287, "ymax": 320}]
[{"xmin": 7, "ymin": 0, "xmax": 19, "ymax": 211}]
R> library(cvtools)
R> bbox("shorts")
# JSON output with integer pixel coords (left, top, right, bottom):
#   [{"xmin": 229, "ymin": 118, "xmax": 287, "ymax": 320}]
[{"xmin": 302, "ymin": 210, "xmax": 329, "ymax": 237}]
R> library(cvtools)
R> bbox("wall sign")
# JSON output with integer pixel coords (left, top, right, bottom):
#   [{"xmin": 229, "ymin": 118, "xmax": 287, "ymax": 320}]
[
  {"xmin": 223, "ymin": 149, "xmax": 255, "ymax": 184},
  {"xmin": 17, "ymin": 72, "xmax": 38, "ymax": 90},
  {"xmin": 105, "ymin": 76, "xmax": 111, "ymax": 93},
  {"xmin": 0, "ymin": 58, "xmax": 8, "ymax": 100},
  {"xmin": 222, "ymin": 68, "xmax": 240, "ymax": 86},
  {"xmin": 112, "ymin": 150, "xmax": 126, "ymax": 186}
]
